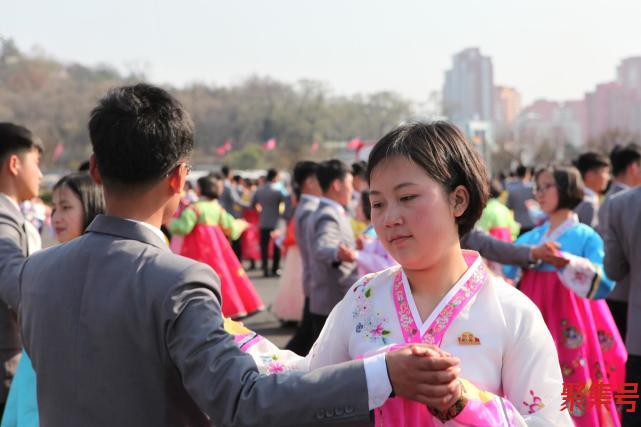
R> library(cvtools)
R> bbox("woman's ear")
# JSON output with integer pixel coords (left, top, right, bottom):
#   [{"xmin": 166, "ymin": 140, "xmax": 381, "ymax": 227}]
[{"xmin": 449, "ymin": 185, "xmax": 470, "ymax": 218}]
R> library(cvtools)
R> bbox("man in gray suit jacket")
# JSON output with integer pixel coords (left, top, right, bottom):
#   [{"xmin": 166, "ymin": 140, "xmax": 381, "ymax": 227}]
[
  {"xmin": 307, "ymin": 159, "xmax": 359, "ymax": 340},
  {"xmin": 506, "ymin": 165, "xmax": 536, "ymax": 234},
  {"xmin": 599, "ymin": 143, "xmax": 641, "ymax": 343},
  {"xmin": 0, "ymin": 123, "xmax": 43, "ymax": 411},
  {"xmin": 7, "ymin": 84, "xmax": 462, "ymax": 427},
  {"xmin": 603, "ymin": 185, "xmax": 641, "ymax": 426},
  {"xmin": 573, "ymin": 151, "xmax": 610, "ymax": 229},
  {"xmin": 252, "ymin": 169, "xmax": 286, "ymax": 277},
  {"xmin": 286, "ymin": 161, "xmax": 321, "ymax": 355}
]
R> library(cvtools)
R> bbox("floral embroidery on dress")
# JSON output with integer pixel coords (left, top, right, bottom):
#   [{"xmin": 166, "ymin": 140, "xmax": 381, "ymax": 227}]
[
  {"xmin": 522, "ymin": 389, "xmax": 545, "ymax": 414},
  {"xmin": 352, "ymin": 273, "xmax": 392, "ymax": 345},
  {"xmin": 561, "ymin": 320, "xmax": 584, "ymax": 349},
  {"xmin": 597, "ymin": 330, "xmax": 614, "ymax": 352},
  {"xmin": 259, "ymin": 354, "xmax": 287, "ymax": 374}
]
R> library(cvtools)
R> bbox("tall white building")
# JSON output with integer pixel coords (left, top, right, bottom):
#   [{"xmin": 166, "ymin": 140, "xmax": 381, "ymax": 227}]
[{"xmin": 443, "ymin": 48, "xmax": 495, "ymax": 124}]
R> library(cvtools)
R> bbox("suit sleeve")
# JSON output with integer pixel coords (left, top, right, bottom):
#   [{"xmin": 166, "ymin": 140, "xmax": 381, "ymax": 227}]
[
  {"xmin": 462, "ymin": 229, "xmax": 531, "ymax": 267},
  {"xmin": 310, "ymin": 214, "xmax": 341, "ymax": 265},
  {"xmin": 0, "ymin": 222, "xmax": 26, "ymax": 309},
  {"xmin": 164, "ymin": 264, "xmax": 372, "ymax": 427}
]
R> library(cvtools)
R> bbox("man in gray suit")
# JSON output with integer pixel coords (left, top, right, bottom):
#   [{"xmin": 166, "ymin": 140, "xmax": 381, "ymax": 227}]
[
  {"xmin": 7, "ymin": 84, "xmax": 462, "ymax": 427},
  {"xmin": 286, "ymin": 161, "xmax": 321, "ymax": 355},
  {"xmin": 252, "ymin": 169, "xmax": 286, "ymax": 277},
  {"xmin": 573, "ymin": 151, "xmax": 610, "ymax": 228},
  {"xmin": 603, "ymin": 185, "xmax": 641, "ymax": 426},
  {"xmin": 0, "ymin": 123, "xmax": 42, "ymax": 412},
  {"xmin": 307, "ymin": 159, "xmax": 359, "ymax": 340},
  {"xmin": 506, "ymin": 165, "xmax": 535, "ymax": 234},
  {"xmin": 599, "ymin": 144, "xmax": 641, "ymax": 350}
]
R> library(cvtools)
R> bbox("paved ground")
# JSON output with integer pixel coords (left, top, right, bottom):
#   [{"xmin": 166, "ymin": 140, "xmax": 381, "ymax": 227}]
[{"xmin": 240, "ymin": 269, "xmax": 297, "ymax": 349}]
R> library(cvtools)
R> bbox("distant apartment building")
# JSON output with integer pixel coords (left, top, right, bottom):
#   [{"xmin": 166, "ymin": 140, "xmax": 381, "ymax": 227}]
[
  {"xmin": 494, "ymin": 86, "xmax": 521, "ymax": 125},
  {"xmin": 443, "ymin": 47, "xmax": 495, "ymax": 124}
]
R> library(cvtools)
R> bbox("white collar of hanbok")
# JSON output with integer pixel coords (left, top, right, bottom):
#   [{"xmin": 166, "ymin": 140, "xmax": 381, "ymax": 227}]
[
  {"xmin": 395, "ymin": 250, "xmax": 487, "ymax": 344},
  {"xmin": 541, "ymin": 213, "xmax": 579, "ymax": 243}
]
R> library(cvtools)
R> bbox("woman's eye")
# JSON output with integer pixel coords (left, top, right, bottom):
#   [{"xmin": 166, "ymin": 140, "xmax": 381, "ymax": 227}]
[
  {"xmin": 400, "ymin": 195, "xmax": 416, "ymax": 202},
  {"xmin": 371, "ymin": 202, "xmax": 383, "ymax": 209}
]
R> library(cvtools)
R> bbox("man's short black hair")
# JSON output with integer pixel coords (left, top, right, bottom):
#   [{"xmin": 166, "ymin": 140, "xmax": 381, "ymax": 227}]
[
  {"xmin": 88, "ymin": 83, "xmax": 194, "ymax": 191},
  {"xmin": 293, "ymin": 161, "xmax": 319, "ymax": 189},
  {"xmin": 610, "ymin": 144, "xmax": 641, "ymax": 177},
  {"xmin": 0, "ymin": 122, "xmax": 43, "ymax": 164},
  {"xmin": 573, "ymin": 151, "xmax": 610, "ymax": 177},
  {"xmin": 351, "ymin": 160, "xmax": 368, "ymax": 180},
  {"xmin": 515, "ymin": 164, "xmax": 528, "ymax": 178},
  {"xmin": 221, "ymin": 165, "xmax": 231, "ymax": 178},
  {"xmin": 317, "ymin": 159, "xmax": 350, "ymax": 193},
  {"xmin": 266, "ymin": 168, "xmax": 278, "ymax": 182}
]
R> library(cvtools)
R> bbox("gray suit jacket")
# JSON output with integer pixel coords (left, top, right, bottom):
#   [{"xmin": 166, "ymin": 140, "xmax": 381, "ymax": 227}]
[
  {"xmin": 506, "ymin": 181, "xmax": 535, "ymax": 230},
  {"xmin": 603, "ymin": 187, "xmax": 641, "ymax": 355},
  {"xmin": 575, "ymin": 198, "xmax": 599, "ymax": 229},
  {"xmin": 599, "ymin": 182, "xmax": 630, "ymax": 302},
  {"xmin": 295, "ymin": 195, "xmax": 320, "ymax": 298},
  {"xmin": 252, "ymin": 183, "xmax": 285, "ymax": 229},
  {"xmin": 18, "ymin": 215, "xmax": 371, "ymax": 427},
  {"xmin": 307, "ymin": 200, "xmax": 359, "ymax": 316},
  {"xmin": 220, "ymin": 181, "xmax": 248, "ymax": 219},
  {"xmin": 0, "ymin": 194, "xmax": 26, "ymax": 404}
]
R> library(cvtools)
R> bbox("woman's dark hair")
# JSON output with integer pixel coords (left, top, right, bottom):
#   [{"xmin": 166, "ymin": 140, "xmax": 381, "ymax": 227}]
[
  {"xmin": 361, "ymin": 190, "xmax": 371, "ymax": 221},
  {"xmin": 53, "ymin": 172, "xmax": 105, "ymax": 230},
  {"xmin": 367, "ymin": 121, "xmax": 489, "ymax": 237},
  {"xmin": 535, "ymin": 165, "xmax": 585, "ymax": 210},
  {"xmin": 198, "ymin": 175, "xmax": 221, "ymax": 199}
]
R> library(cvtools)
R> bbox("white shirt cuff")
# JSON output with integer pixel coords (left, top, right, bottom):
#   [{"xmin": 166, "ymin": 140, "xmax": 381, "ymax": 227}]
[{"xmin": 363, "ymin": 352, "xmax": 392, "ymax": 410}]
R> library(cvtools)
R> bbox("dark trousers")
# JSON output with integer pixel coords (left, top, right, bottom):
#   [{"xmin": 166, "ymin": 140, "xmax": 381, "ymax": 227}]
[
  {"xmin": 309, "ymin": 312, "xmax": 328, "ymax": 345},
  {"xmin": 607, "ymin": 299, "xmax": 628, "ymax": 342},
  {"xmin": 622, "ymin": 354, "xmax": 641, "ymax": 426},
  {"xmin": 260, "ymin": 228, "xmax": 280, "ymax": 276},
  {"xmin": 285, "ymin": 298, "xmax": 315, "ymax": 356},
  {"xmin": 231, "ymin": 238, "xmax": 242, "ymax": 261}
]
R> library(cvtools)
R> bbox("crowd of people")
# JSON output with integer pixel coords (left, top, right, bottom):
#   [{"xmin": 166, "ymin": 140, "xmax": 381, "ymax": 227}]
[{"xmin": 0, "ymin": 82, "xmax": 639, "ymax": 426}]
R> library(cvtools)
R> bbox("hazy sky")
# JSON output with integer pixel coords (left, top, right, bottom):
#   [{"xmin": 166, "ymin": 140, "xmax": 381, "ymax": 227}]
[{"xmin": 4, "ymin": 0, "xmax": 641, "ymax": 105}]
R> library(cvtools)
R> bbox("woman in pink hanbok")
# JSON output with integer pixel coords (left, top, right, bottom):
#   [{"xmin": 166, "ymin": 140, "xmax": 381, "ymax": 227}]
[{"xmin": 505, "ymin": 165, "xmax": 626, "ymax": 427}]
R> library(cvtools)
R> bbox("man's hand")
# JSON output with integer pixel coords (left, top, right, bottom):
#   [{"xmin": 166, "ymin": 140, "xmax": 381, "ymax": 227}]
[
  {"xmin": 385, "ymin": 345, "xmax": 460, "ymax": 408},
  {"xmin": 531, "ymin": 242, "xmax": 569, "ymax": 269},
  {"xmin": 337, "ymin": 243, "xmax": 357, "ymax": 262}
]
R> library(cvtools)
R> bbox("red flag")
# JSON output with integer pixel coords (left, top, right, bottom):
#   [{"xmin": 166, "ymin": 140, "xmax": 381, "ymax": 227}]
[
  {"xmin": 215, "ymin": 145, "xmax": 227, "ymax": 155},
  {"xmin": 52, "ymin": 143, "xmax": 64, "ymax": 162},
  {"xmin": 347, "ymin": 137, "xmax": 364, "ymax": 151},
  {"xmin": 310, "ymin": 140, "xmax": 320, "ymax": 154},
  {"xmin": 262, "ymin": 138, "xmax": 277, "ymax": 150}
]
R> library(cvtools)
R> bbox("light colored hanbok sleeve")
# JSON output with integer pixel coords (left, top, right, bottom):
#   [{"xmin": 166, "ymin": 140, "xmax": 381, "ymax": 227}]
[
  {"xmin": 556, "ymin": 228, "xmax": 614, "ymax": 299},
  {"xmin": 452, "ymin": 281, "xmax": 572, "ymax": 426}
]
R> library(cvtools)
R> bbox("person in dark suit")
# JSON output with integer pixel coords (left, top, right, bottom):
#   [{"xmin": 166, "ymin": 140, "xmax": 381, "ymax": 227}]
[
  {"xmin": 4, "ymin": 84, "xmax": 462, "ymax": 427},
  {"xmin": 0, "ymin": 123, "xmax": 43, "ymax": 413}
]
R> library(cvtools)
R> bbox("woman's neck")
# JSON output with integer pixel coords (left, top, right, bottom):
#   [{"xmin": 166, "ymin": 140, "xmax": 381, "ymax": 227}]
[
  {"xmin": 548, "ymin": 208, "xmax": 574, "ymax": 232},
  {"xmin": 404, "ymin": 245, "xmax": 469, "ymax": 301}
]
